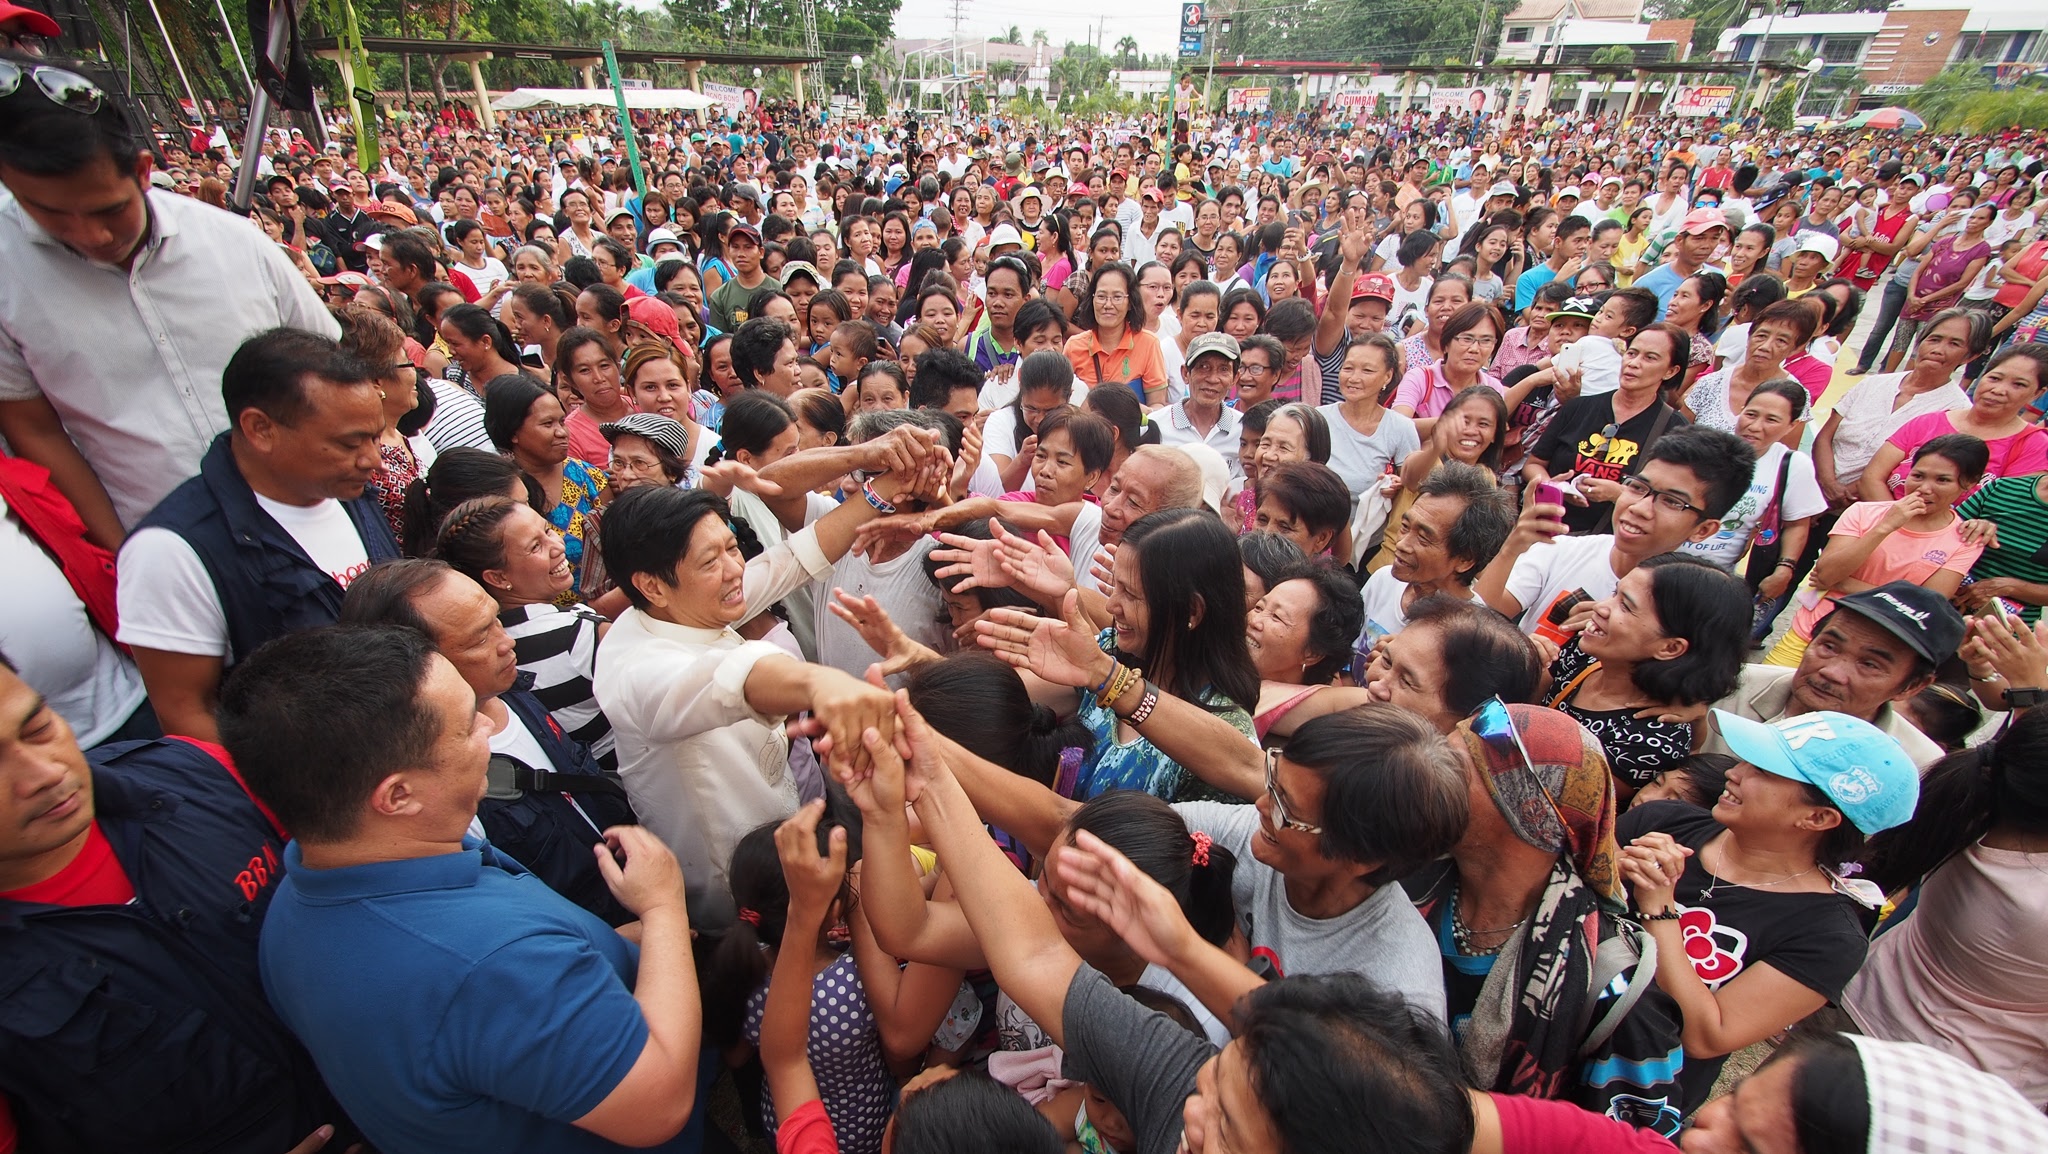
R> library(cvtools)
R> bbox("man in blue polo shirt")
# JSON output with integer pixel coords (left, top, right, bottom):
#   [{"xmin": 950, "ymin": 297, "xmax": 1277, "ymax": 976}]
[{"xmin": 218, "ymin": 625, "xmax": 703, "ymax": 1154}]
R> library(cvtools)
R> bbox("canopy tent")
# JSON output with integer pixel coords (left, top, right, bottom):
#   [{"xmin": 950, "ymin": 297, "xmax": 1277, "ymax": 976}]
[{"xmin": 490, "ymin": 87, "xmax": 718, "ymax": 112}]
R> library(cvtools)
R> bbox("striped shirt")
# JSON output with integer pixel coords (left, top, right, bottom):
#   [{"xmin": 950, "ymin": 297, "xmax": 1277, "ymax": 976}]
[
  {"xmin": 422, "ymin": 377, "xmax": 496, "ymax": 454},
  {"xmin": 1957, "ymin": 476, "xmax": 2048, "ymax": 624},
  {"xmin": 500, "ymin": 602, "xmax": 615, "ymax": 767}
]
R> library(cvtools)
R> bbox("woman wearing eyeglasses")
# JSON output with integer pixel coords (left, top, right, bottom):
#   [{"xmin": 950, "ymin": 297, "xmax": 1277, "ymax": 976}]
[
  {"xmin": 1404, "ymin": 702, "xmax": 1687, "ymax": 1132},
  {"xmin": 334, "ymin": 306, "xmax": 437, "ymax": 541},
  {"xmin": 1618, "ymin": 708, "xmax": 1919, "ymax": 1113},
  {"xmin": 1066, "ymin": 262, "xmax": 1169, "ymax": 408}
]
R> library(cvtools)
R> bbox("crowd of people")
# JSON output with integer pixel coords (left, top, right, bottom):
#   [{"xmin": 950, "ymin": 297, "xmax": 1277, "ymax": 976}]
[{"xmin": 6, "ymin": 27, "xmax": 2048, "ymax": 1154}]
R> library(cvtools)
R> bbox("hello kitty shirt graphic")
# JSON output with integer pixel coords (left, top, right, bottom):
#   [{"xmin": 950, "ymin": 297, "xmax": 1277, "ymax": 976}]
[{"xmin": 1674, "ymin": 903, "xmax": 1748, "ymax": 987}]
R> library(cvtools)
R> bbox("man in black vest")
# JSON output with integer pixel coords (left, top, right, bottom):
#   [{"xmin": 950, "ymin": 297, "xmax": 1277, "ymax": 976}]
[
  {"xmin": 0, "ymin": 653, "xmax": 352, "ymax": 1153},
  {"xmin": 117, "ymin": 327, "xmax": 399, "ymax": 743}
]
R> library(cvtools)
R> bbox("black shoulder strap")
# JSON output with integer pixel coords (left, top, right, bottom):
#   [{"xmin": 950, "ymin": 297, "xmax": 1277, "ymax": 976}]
[{"xmin": 514, "ymin": 765, "xmax": 631, "ymax": 799}]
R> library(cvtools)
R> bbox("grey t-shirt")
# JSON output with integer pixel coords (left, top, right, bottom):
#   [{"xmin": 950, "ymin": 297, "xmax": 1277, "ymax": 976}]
[
  {"xmin": 1060, "ymin": 965, "xmax": 1213, "ymax": 1154},
  {"xmin": 1318, "ymin": 403, "xmax": 1421, "ymax": 495},
  {"xmin": 1172, "ymin": 802, "xmax": 1447, "ymax": 1022}
]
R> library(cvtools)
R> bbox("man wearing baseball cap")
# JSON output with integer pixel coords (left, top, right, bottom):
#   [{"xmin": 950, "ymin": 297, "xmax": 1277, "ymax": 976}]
[
  {"xmin": 1633, "ymin": 207, "xmax": 1728, "ymax": 317},
  {"xmin": 705, "ymin": 218, "xmax": 777, "ymax": 334},
  {"xmin": 1705, "ymin": 582, "xmax": 1961, "ymax": 768},
  {"xmin": 1156, "ymin": 332, "xmax": 1245, "ymax": 475}
]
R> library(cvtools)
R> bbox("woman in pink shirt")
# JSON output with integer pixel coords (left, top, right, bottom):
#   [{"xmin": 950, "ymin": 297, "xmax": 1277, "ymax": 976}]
[
  {"xmin": 1391, "ymin": 301, "xmax": 1506, "ymax": 436},
  {"xmin": 1862, "ymin": 344, "xmax": 2048, "ymax": 501}
]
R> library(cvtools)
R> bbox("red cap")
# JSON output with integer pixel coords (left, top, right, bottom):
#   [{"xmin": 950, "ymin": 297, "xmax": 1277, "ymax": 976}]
[
  {"xmin": 1351, "ymin": 272, "xmax": 1396, "ymax": 305},
  {"xmin": 0, "ymin": 1, "xmax": 61, "ymax": 37}
]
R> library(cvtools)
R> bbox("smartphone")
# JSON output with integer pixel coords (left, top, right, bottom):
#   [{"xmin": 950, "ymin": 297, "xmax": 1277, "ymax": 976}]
[
  {"xmin": 1533, "ymin": 481, "xmax": 1566, "ymax": 508},
  {"xmin": 1976, "ymin": 597, "xmax": 2011, "ymax": 623}
]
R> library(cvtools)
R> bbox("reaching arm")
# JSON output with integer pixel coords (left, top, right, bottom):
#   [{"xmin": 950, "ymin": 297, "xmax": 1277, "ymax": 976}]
[
  {"xmin": 755, "ymin": 425, "xmax": 939, "ymax": 530},
  {"xmin": 1054, "ymin": 829, "xmax": 1264, "ymax": 1025},
  {"xmin": 897, "ymin": 717, "xmax": 1085, "ymax": 1051},
  {"xmin": 1475, "ymin": 499, "xmax": 1569, "ymax": 621},
  {"xmin": 575, "ymin": 827, "xmax": 702, "ymax": 1145},
  {"xmin": 761, "ymin": 808, "xmax": 836, "ymax": 1121},
  {"xmin": 974, "ymin": 596, "xmax": 1264, "ymax": 800},
  {"xmin": 848, "ymin": 897, "xmax": 967, "ymax": 1068},
  {"xmin": 0, "ymin": 397, "xmax": 127, "ymax": 550},
  {"xmin": 838, "ymin": 722, "xmax": 992, "ymax": 971}
]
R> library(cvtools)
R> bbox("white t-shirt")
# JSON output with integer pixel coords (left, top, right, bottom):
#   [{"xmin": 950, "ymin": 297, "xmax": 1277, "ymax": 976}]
[
  {"xmin": 0, "ymin": 494, "xmax": 146, "ymax": 745},
  {"xmin": 1825, "ymin": 372, "xmax": 1969, "ymax": 488},
  {"xmin": 457, "ymin": 256, "xmax": 510, "ymax": 297},
  {"xmin": 116, "ymin": 495, "xmax": 372, "ymax": 660},
  {"xmin": 810, "ymin": 537, "xmax": 946, "ymax": 682},
  {"xmin": 1679, "ymin": 443, "xmax": 1827, "ymax": 569},
  {"xmin": 1502, "ymin": 533, "xmax": 1622, "ymax": 633}
]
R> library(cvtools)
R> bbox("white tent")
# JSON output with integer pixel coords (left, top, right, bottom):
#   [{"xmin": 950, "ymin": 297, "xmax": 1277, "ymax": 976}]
[{"xmin": 491, "ymin": 87, "xmax": 717, "ymax": 112}]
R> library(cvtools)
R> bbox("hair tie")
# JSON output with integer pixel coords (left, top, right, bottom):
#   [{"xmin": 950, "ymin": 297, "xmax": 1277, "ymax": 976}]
[
  {"xmin": 736, "ymin": 908, "xmax": 762, "ymax": 927},
  {"xmin": 1189, "ymin": 830, "xmax": 1212, "ymax": 867}
]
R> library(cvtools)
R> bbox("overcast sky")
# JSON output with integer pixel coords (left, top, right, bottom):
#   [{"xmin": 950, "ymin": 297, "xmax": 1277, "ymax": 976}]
[{"xmin": 891, "ymin": 0, "xmax": 1185, "ymax": 59}]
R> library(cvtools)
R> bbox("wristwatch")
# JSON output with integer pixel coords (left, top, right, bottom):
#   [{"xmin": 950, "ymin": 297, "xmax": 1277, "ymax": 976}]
[{"xmin": 2004, "ymin": 687, "xmax": 2047, "ymax": 710}]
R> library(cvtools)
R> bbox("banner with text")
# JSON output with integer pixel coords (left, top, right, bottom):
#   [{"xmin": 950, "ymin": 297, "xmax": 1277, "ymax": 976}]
[
  {"xmin": 702, "ymin": 83, "xmax": 761, "ymax": 111},
  {"xmin": 1427, "ymin": 87, "xmax": 1490, "ymax": 115},
  {"xmin": 1226, "ymin": 86, "xmax": 1271, "ymax": 114},
  {"xmin": 1666, "ymin": 84, "xmax": 1736, "ymax": 117}
]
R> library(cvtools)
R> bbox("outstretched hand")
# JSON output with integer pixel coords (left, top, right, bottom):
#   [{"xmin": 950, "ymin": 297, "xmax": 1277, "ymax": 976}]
[
  {"xmin": 975, "ymin": 590, "xmax": 1111, "ymax": 688},
  {"xmin": 775, "ymin": 798, "xmax": 849, "ymax": 913},
  {"xmin": 1053, "ymin": 829, "xmax": 1199, "ymax": 970},
  {"xmin": 697, "ymin": 460, "xmax": 785, "ymax": 500},
  {"xmin": 828, "ymin": 589, "xmax": 938, "ymax": 677}
]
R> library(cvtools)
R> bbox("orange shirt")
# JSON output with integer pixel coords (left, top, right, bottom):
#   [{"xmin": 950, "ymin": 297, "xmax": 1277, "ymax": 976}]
[{"xmin": 1066, "ymin": 326, "xmax": 1168, "ymax": 402}]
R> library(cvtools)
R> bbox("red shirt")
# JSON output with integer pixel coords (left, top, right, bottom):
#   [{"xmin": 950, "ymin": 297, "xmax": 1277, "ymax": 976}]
[
  {"xmin": 0, "ymin": 821, "xmax": 135, "ymax": 907},
  {"xmin": 1491, "ymin": 1092, "xmax": 1679, "ymax": 1154},
  {"xmin": 774, "ymin": 1099, "xmax": 838, "ymax": 1154}
]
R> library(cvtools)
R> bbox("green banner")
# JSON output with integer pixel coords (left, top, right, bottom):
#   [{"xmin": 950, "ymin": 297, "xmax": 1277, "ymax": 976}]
[
  {"xmin": 327, "ymin": 0, "xmax": 378, "ymax": 172},
  {"xmin": 602, "ymin": 41, "xmax": 646, "ymax": 197}
]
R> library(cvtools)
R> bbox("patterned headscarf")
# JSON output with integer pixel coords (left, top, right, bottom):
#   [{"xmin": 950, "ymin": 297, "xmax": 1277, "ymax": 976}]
[
  {"xmin": 1850, "ymin": 1034, "xmax": 2048, "ymax": 1154},
  {"xmin": 1455, "ymin": 701, "xmax": 1622, "ymax": 904}
]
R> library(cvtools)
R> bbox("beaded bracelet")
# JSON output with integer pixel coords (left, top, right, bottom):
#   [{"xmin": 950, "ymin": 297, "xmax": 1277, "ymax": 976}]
[
  {"xmin": 1090, "ymin": 659, "xmax": 1123, "ymax": 698},
  {"xmin": 1098, "ymin": 663, "xmax": 1141, "ymax": 711},
  {"xmin": 1640, "ymin": 908, "xmax": 1683, "ymax": 922}
]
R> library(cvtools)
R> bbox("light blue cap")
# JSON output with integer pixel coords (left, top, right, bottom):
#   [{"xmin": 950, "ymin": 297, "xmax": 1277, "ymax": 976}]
[{"xmin": 1710, "ymin": 710, "xmax": 1919, "ymax": 834}]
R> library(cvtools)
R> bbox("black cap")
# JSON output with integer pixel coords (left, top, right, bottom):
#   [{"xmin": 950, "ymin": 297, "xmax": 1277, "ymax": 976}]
[
  {"xmin": 1832, "ymin": 582, "xmax": 1966, "ymax": 666},
  {"xmin": 1876, "ymin": 159, "xmax": 1904, "ymax": 180}
]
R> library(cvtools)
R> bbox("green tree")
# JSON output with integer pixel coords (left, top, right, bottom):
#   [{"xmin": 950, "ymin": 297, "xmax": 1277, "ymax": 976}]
[
  {"xmin": 1115, "ymin": 35, "xmax": 1139, "ymax": 68},
  {"xmin": 1589, "ymin": 44, "xmax": 1634, "ymax": 114},
  {"xmin": 1764, "ymin": 84, "xmax": 1795, "ymax": 130},
  {"xmin": 996, "ymin": 25, "xmax": 1021, "ymax": 44},
  {"xmin": 1903, "ymin": 64, "xmax": 1993, "ymax": 131}
]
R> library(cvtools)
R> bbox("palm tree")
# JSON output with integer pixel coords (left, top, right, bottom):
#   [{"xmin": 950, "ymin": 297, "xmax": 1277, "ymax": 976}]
[
  {"xmin": 1115, "ymin": 35, "xmax": 1139, "ymax": 68},
  {"xmin": 1589, "ymin": 45, "xmax": 1635, "ymax": 115},
  {"xmin": 997, "ymin": 25, "xmax": 1022, "ymax": 44},
  {"xmin": 1031, "ymin": 28, "xmax": 1049, "ymax": 47}
]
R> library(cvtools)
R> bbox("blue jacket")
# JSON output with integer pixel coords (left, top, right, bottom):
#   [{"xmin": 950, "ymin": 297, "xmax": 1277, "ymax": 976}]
[
  {"xmin": 134, "ymin": 435, "xmax": 399, "ymax": 666},
  {"xmin": 0, "ymin": 738, "xmax": 342, "ymax": 1153}
]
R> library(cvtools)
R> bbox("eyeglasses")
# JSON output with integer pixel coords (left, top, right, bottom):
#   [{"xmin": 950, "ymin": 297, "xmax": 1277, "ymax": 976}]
[
  {"xmin": 1093, "ymin": 292, "xmax": 1128, "ymax": 303},
  {"xmin": 1618, "ymin": 475, "xmax": 1703, "ymax": 517},
  {"xmin": 1264, "ymin": 748, "xmax": 1322, "ymax": 834},
  {"xmin": 1468, "ymin": 696, "xmax": 1566, "ymax": 840},
  {"xmin": 1449, "ymin": 332, "xmax": 1496, "ymax": 349},
  {"xmin": 0, "ymin": 61, "xmax": 105, "ymax": 115}
]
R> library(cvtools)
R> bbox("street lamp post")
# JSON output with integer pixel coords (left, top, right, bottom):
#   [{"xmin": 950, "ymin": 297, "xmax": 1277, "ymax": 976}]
[
  {"xmin": 850, "ymin": 54, "xmax": 864, "ymax": 106},
  {"xmin": 1204, "ymin": 16, "xmax": 1233, "ymax": 118},
  {"xmin": 1793, "ymin": 54, "xmax": 1825, "ymax": 119},
  {"xmin": 1740, "ymin": 0, "xmax": 1803, "ymax": 117}
]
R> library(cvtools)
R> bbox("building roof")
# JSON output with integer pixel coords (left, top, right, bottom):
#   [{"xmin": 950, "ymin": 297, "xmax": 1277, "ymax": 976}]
[
  {"xmin": 1504, "ymin": 0, "xmax": 1644, "ymax": 23},
  {"xmin": 1556, "ymin": 18, "xmax": 1653, "ymax": 45},
  {"xmin": 1890, "ymin": 0, "xmax": 2048, "ymax": 32},
  {"xmin": 1725, "ymin": 11, "xmax": 1887, "ymax": 37}
]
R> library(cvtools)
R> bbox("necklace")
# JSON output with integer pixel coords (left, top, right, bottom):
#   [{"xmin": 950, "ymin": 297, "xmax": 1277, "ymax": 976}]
[
  {"xmin": 1699, "ymin": 842, "xmax": 1816, "ymax": 901},
  {"xmin": 1449, "ymin": 885, "xmax": 1529, "ymax": 956}
]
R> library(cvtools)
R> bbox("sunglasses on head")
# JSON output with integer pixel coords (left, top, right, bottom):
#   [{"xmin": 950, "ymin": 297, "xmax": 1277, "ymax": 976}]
[
  {"xmin": 1468, "ymin": 696, "xmax": 1567, "ymax": 835},
  {"xmin": 0, "ymin": 60, "xmax": 104, "ymax": 115}
]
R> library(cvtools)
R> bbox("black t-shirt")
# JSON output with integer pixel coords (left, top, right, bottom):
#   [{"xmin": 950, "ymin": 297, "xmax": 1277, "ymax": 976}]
[
  {"xmin": 1548, "ymin": 639, "xmax": 1696, "ymax": 787},
  {"xmin": 1616, "ymin": 800, "xmax": 1871, "ymax": 1109},
  {"xmin": 1531, "ymin": 394, "xmax": 1688, "ymax": 532}
]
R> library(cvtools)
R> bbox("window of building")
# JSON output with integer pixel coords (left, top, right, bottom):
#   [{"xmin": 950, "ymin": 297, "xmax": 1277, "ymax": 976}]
[{"xmin": 1508, "ymin": 26, "xmax": 1532, "ymax": 42}]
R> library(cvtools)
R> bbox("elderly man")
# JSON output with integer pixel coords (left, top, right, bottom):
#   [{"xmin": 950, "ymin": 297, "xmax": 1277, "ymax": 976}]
[
  {"xmin": 1704, "ymin": 583, "xmax": 1958, "ymax": 768},
  {"xmin": 0, "ymin": 55, "xmax": 337, "ymax": 548},
  {"xmin": 1156, "ymin": 333, "xmax": 1246, "ymax": 477}
]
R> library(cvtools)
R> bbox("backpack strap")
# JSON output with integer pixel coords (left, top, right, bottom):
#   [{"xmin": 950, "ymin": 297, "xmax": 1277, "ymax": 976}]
[
  {"xmin": 1578, "ymin": 921, "xmax": 1659, "ymax": 1058},
  {"xmin": 513, "ymin": 765, "xmax": 631, "ymax": 799}
]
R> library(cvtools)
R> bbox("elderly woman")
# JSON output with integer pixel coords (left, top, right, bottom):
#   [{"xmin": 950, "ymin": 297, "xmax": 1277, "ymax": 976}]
[{"xmin": 1404, "ymin": 702, "xmax": 1684, "ymax": 1133}]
